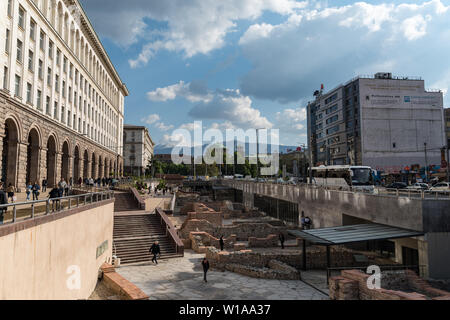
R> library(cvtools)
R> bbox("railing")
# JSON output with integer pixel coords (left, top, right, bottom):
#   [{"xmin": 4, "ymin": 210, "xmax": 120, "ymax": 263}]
[
  {"xmin": 130, "ymin": 187, "xmax": 146, "ymax": 210},
  {"xmin": 219, "ymin": 180, "xmax": 450, "ymax": 200},
  {"xmin": 0, "ymin": 190, "xmax": 114, "ymax": 226},
  {"xmin": 155, "ymin": 207, "xmax": 184, "ymax": 255}
]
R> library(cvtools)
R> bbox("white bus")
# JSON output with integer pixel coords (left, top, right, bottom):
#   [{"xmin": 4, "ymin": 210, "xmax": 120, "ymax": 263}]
[{"xmin": 308, "ymin": 165, "xmax": 375, "ymax": 192}]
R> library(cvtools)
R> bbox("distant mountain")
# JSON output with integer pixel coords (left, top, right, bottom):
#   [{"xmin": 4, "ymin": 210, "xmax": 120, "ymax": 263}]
[{"xmin": 154, "ymin": 142, "xmax": 301, "ymax": 156}]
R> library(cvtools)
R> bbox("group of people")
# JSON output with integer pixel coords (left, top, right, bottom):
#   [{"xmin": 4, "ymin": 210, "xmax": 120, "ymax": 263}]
[{"xmin": 82, "ymin": 177, "xmax": 115, "ymax": 188}]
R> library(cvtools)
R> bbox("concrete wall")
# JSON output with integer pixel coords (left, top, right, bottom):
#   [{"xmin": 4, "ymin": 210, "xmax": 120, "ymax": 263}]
[
  {"xmin": 220, "ymin": 180, "xmax": 450, "ymax": 279},
  {"xmin": 0, "ymin": 200, "xmax": 114, "ymax": 299}
]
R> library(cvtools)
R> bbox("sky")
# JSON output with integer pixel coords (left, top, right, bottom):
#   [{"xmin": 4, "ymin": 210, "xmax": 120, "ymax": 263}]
[{"xmin": 79, "ymin": 0, "xmax": 450, "ymax": 148}]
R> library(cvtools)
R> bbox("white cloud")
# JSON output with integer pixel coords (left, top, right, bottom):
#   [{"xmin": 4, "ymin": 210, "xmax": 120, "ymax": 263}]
[
  {"xmin": 238, "ymin": 0, "xmax": 450, "ymax": 104},
  {"xmin": 155, "ymin": 122, "xmax": 174, "ymax": 131},
  {"xmin": 147, "ymin": 81, "xmax": 212, "ymax": 103},
  {"xmin": 83, "ymin": 0, "xmax": 309, "ymax": 68},
  {"xmin": 275, "ymin": 107, "xmax": 307, "ymax": 134},
  {"xmin": 401, "ymin": 15, "xmax": 428, "ymax": 41},
  {"xmin": 141, "ymin": 114, "xmax": 160, "ymax": 124}
]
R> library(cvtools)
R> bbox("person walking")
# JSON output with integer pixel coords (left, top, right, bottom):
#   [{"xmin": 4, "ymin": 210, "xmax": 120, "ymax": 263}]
[
  {"xmin": 42, "ymin": 178, "xmax": 47, "ymax": 192},
  {"xmin": 149, "ymin": 241, "xmax": 161, "ymax": 264},
  {"xmin": 6, "ymin": 184, "xmax": 15, "ymax": 203},
  {"xmin": 219, "ymin": 235, "xmax": 225, "ymax": 251},
  {"xmin": 279, "ymin": 233, "xmax": 285, "ymax": 249},
  {"xmin": 201, "ymin": 258, "xmax": 210, "ymax": 283},
  {"xmin": 26, "ymin": 182, "xmax": 33, "ymax": 201},
  {"xmin": 0, "ymin": 182, "xmax": 8, "ymax": 225},
  {"xmin": 48, "ymin": 187, "xmax": 60, "ymax": 211},
  {"xmin": 32, "ymin": 181, "xmax": 41, "ymax": 201}
]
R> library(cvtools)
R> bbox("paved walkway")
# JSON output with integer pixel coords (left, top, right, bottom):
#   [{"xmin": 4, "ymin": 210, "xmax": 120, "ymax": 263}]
[{"xmin": 116, "ymin": 250, "xmax": 328, "ymax": 300}]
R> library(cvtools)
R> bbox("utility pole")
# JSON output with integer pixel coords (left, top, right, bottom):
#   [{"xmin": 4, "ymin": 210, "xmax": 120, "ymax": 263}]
[{"xmin": 424, "ymin": 142, "xmax": 428, "ymax": 183}]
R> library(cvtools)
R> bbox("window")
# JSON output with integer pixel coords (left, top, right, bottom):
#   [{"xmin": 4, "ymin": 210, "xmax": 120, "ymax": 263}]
[
  {"xmin": 68, "ymin": 111, "xmax": 71, "ymax": 127},
  {"xmin": 62, "ymin": 80, "xmax": 65, "ymax": 97},
  {"xmin": 3, "ymin": 67, "xmax": 8, "ymax": 90},
  {"xmin": 75, "ymin": 69, "xmax": 78, "ymax": 84},
  {"xmin": 316, "ymin": 123, "xmax": 323, "ymax": 130},
  {"xmin": 40, "ymin": 31, "xmax": 45, "ymax": 50},
  {"xmin": 53, "ymin": 102, "xmax": 58, "ymax": 120},
  {"xmin": 28, "ymin": 50, "xmax": 34, "ymax": 71},
  {"xmin": 63, "ymin": 56, "xmax": 67, "ymax": 73},
  {"xmin": 47, "ymin": 68, "xmax": 52, "ymax": 86},
  {"xmin": 74, "ymin": 91, "xmax": 77, "ymax": 106},
  {"xmin": 18, "ymin": 7, "xmax": 25, "ymax": 29},
  {"xmin": 346, "ymin": 121, "xmax": 354, "ymax": 129},
  {"xmin": 393, "ymin": 143, "xmax": 396, "ymax": 149},
  {"xmin": 328, "ymin": 136, "xmax": 340, "ymax": 145},
  {"xmin": 37, "ymin": 90, "xmax": 42, "ymax": 110},
  {"xmin": 5, "ymin": 29, "xmax": 10, "ymax": 53},
  {"xmin": 326, "ymin": 125, "xmax": 340, "ymax": 135},
  {"xmin": 55, "ymin": 75, "xmax": 59, "ymax": 92},
  {"xmin": 69, "ymin": 64, "xmax": 73, "ymax": 78},
  {"xmin": 326, "ymin": 104, "xmax": 338, "ymax": 115},
  {"xmin": 69, "ymin": 87, "xmax": 72, "ymax": 103},
  {"xmin": 48, "ymin": 41, "xmax": 53, "ymax": 59},
  {"xmin": 326, "ymin": 115, "xmax": 339, "ymax": 125},
  {"xmin": 325, "ymin": 93, "xmax": 338, "ymax": 105},
  {"xmin": 38, "ymin": 60, "xmax": 43, "ymax": 79},
  {"xmin": 16, "ymin": 39, "xmax": 23, "ymax": 62},
  {"xmin": 61, "ymin": 106, "xmax": 65, "ymax": 123},
  {"xmin": 46, "ymin": 96, "xmax": 50, "ymax": 115},
  {"xmin": 14, "ymin": 74, "xmax": 21, "ymax": 97},
  {"xmin": 73, "ymin": 114, "xmax": 76, "ymax": 129},
  {"xmin": 26, "ymin": 82, "xmax": 32, "ymax": 104},
  {"xmin": 7, "ymin": 0, "xmax": 12, "ymax": 17},
  {"xmin": 56, "ymin": 49, "xmax": 60, "ymax": 65},
  {"xmin": 30, "ymin": 20, "xmax": 36, "ymax": 41}
]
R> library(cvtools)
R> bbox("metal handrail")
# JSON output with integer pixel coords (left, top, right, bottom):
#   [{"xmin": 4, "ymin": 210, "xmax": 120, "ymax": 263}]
[
  {"xmin": 220, "ymin": 180, "xmax": 450, "ymax": 200},
  {"xmin": 0, "ymin": 190, "xmax": 114, "ymax": 225}
]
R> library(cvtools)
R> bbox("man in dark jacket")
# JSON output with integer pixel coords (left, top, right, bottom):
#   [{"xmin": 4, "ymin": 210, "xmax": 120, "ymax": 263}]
[
  {"xmin": 202, "ymin": 258, "xmax": 210, "ymax": 283},
  {"xmin": 149, "ymin": 241, "xmax": 161, "ymax": 264},
  {"xmin": 49, "ymin": 187, "xmax": 61, "ymax": 211},
  {"xmin": 279, "ymin": 233, "xmax": 285, "ymax": 249},
  {"xmin": 0, "ymin": 182, "xmax": 8, "ymax": 225},
  {"xmin": 219, "ymin": 236, "xmax": 224, "ymax": 251},
  {"xmin": 42, "ymin": 178, "xmax": 47, "ymax": 192}
]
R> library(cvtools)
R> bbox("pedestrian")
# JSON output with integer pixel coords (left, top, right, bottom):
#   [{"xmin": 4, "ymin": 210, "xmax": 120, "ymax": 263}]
[
  {"xmin": 149, "ymin": 241, "xmax": 161, "ymax": 264},
  {"xmin": 26, "ymin": 182, "xmax": 33, "ymax": 201},
  {"xmin": 48, "ymin": 187, "xmax": 60, "ymax": 211},
  {"xmin": 219, "ymin": 235, "xmax": 224, "ymax": 251},
  {"xmin": 301, "ymin": 211, "xmax": 306, "ymax": 229},
  {"xmin": 304, "ymin": 216, "xmax": 312, "ymax": 230},
  {"xmin": 89, "ymin": 177, "xmax": 94, "ymax": 188},
  {"xmin": 279, "ymin": 233, "xmax": 285, "ymax": 249},
  {"xmin": 201, "ymin": 257, "xmax": 210, "ymax": 283},
  {"xmin": 42, "ymin": 178, "xmax": 47, "ymax": 192},
  {"xmin": 78, "ymin": 177, "xmax": 83, "ymax": 186},
  {"xmin": 0, "ymin": 182, "xmax": 8, "ymax": 225},
  {"xmin": 32, "ymin": 181, "xmax": 41, "ymax": 201},
  {"xmin": 6, "ymin": 183, "xmax": 15, "ymax": 203},
  {"xmin": 69, "ymin": 177, "xmax": 73, "ymax": 187}
]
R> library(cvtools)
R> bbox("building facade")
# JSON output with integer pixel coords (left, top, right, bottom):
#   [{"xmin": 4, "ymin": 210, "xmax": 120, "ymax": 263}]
[
  {"xmin": 445, "ymin": 108, "xmax": 450, "ymax": 147},
  {"xmin": 123, "ymin": 125, "xmax": 154, "ymax": 177},
  {"xmin": 0, "ymin": 0, "xmax": 128, "ymax": 188},
  {"xmin": 307, "ymin": 73, "xmax": 446, "ymax": 173}
]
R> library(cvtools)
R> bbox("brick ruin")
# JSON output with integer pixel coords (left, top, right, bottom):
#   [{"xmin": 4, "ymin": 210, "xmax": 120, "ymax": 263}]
[{"xmin": 329, "ymin": 269, "xmax": 450, "ymax": 300}]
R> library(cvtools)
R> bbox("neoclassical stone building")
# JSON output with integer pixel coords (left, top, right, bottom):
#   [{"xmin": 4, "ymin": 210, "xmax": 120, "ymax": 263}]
[{"xmin": 0, "ymin": 0, "xmax": 128, "ymax": 188}]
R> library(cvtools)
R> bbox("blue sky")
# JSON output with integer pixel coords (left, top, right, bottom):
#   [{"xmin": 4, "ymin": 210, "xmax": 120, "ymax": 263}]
[{"xmin": 79, "ymin": 0, "xmax": 450, "ymax": 147}]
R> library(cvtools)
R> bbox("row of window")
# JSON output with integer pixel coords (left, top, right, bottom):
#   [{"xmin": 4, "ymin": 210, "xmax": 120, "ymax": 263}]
[{"xmin": 8, "ymin": 0, "xmax": 120, "ymax": 105}]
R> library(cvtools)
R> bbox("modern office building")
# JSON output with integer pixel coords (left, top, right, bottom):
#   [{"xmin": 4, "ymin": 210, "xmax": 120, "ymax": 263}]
[
  {"xmin": 445, "ymin": 108, "xmax": 450, "ymax": 147},
  {"xmin": 123, "ymin": 125, "xmax": 154, "ymax": 176},
  {"xmin": 307, "ymin": 73, "xmax": 446, "ymax": 173},
  {"xmin": 0, "ymin": 0, "xmax": 128, "ymax": 188}
]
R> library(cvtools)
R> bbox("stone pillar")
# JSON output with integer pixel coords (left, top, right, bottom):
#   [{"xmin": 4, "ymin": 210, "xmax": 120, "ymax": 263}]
[
  {"xmin": 55, "ymin": 152, "xmax": 63, "ymax": 182},
  {"xmin": 17, "ymin": 141, "xmax": 28, "ymax": 191},
  {"xmin": 0, "ymin": 132, "xmax": 5, "ymax": 181},
  {"xmin": 79, "ymin": 156, "xmax": 84, "ymax": 181},
  {"xmin": 39, "ymin": 147, "xmax": 47, "ymax": 185},
  {"xmin": 86, "ymin": 160, "xmax": 92, "ymax": 178},
  {"xmin": 91, "ymin": 161, "xmax": 97, "ymax": 180}
]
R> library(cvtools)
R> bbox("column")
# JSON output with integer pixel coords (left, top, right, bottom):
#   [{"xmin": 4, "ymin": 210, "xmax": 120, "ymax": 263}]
[{"xmin": 17, "ymin": 141, "xmax": 28, "ymax": 190}]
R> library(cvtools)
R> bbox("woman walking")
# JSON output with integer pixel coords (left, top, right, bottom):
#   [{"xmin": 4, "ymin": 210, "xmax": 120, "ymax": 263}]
[{"xmin": 202, "ymin": 258, "xmax": 210, "ymax": 283}]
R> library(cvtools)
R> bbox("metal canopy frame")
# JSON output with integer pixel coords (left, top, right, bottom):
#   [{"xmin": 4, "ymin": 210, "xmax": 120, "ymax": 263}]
[{"xmin": 288, "ymin": 223, "xmax": 424, "ymax": 272}]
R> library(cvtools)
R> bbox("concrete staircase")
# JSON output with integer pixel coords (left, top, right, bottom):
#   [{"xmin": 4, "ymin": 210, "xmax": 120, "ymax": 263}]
[
  {"xmin": 114, "ymin": 191, "xmax": 141, "ymax": 212},
  {"xmin": 113, "ymin": 214, "xmax": 182, "ymax": 265}
]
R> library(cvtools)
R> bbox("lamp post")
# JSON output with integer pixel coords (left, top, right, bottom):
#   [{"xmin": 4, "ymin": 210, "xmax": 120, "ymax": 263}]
[{"xmin": 424, "ymin": 142, "xmax": 428, "ymax": 183}]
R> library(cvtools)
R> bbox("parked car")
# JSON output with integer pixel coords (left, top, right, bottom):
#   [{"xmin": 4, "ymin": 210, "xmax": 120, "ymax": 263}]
[
  {"xmin": 407, "ymin": 183, "xmax": 429, "ymax": 190},
  {"xmin": 386, "ymin": 182, "xmax": 407, "ymax": 189},
  {"xmin": 429, "ymin": 182, "xmax": 450, "ymax": 192}
]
